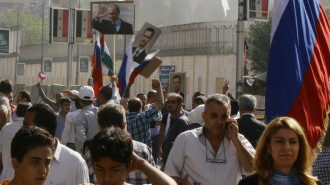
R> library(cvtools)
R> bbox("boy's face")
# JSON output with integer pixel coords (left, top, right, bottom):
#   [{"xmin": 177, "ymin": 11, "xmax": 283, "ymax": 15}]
[
  {"xmin": 12, "ymin": 146, "xmax": 53, "ymax": 185},
  {"xmin": 60, "ymin": 102, "xmax": 71, "ymax": 113},
  {"xmin": 94, "ymin": 157, "xmax": 129, "ymax": 185}
]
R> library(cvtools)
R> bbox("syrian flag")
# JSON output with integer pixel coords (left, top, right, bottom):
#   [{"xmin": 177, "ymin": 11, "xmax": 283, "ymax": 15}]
[
  {"xmin": 266, "ymin": 0, "xmax": 330, "ymax": 148},
  {"xmin": 100, "ymin": 35, "xmax": 114, "ymax": 77},
  {"xmin": 91, "ymin": 33, "xmax": 103, "ymax": 97},
  {"xmin": 76, "ymin": 10, "xmax": 93, "ymax": 40},
  {"xmin": 52, "ymin": 9, "xmax": 69, "ymax": 42}
]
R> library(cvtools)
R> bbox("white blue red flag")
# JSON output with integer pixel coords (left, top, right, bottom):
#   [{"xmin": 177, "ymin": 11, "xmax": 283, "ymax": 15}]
[
  {"xmin": 266, "ymin": 0, "xmax": 330, "ymax": 148},
  {"xmin": 91, "ymin": 33, "xmax": 103, "ymax": 97},
  {"xmin": 117, "ymin": 36, "xmax": 159, "ymax": 97}
]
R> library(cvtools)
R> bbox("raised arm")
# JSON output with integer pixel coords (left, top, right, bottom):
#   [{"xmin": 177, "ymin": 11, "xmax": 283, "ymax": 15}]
[{"xmin": 36, "ymin": 82, "xmax": 56, "ymax": 105}]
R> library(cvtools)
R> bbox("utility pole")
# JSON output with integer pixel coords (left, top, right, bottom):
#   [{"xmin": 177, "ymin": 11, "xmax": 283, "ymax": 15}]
[
  {"xmin": 236, "ymin": 0, "xmax": 245, "ymax": 98},
  {"xmin": 14, "ymin": 10, "xmax": 19, "ymax": 84},
  {"xmin": 41, "ymin": 3, "xmax": 45, "ymax": 84},
  {"xmin": 67, "ymin": 0, "xmax": 74, "ymax": 89}
]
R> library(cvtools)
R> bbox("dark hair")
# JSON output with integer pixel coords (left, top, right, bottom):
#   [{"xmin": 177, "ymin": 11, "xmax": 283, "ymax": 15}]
[
  {"xmin": 97, "ymin": 103, "xmax": 126, "ymax": 129},
  {"xmin": 19, "ymin": 90, "xmax": 31, "ymax": 102},
  {"xmin": 111, "ymin": 4, "xmax": 120, "ymax": 13},
  {"xmin": 27, "ymin": 103, "xmax": 57, "ymax": 136},
  {"xmin": 74, "ymin": 98, "xmax": 82, "ymax": 109},
  {"xmin": 167, "ymin": 93, "xmax": 183, "ymax": 104},
  {"xmin": 79, "ymin": 98, "xmax": 93, "ymax": 107},
  {"xmin": 16, "ymin": 102, "xmax": 31, "ymax": 117},
  {"xmin": 128, "ymin": 98, "xmax": 142, "ymax": 113},
  {"xmin": 173, "ymin": 75, "xmax": 181, "ymax": 82},
  {"xmin": 230, "ymin": 99, "xmax": 239, "ymax": 116},
  {"xmin": 11, "ymin": 126, "xmax": 55, "ymax": 163},
  {"xmin": 0, "ymin": 79, "xmax": 13, "ymax": 94},
  {"xmin": 145, "ymin": 27, "xmax": 155, "ymax": 38},
  {"xmin": 99, "ymin": 86, "xmax": 113, "ymax": 101},
  {"xmin": 90, "ymin": 127, "xmax": 133, "ymax": 167},
  {"xmin": 136, "ymin": 93, "xmax": 146, "ymax": 98},
  {"xmin": 192, "ymin": 92, "xmax": 203, "ymax": 102},
  {"xmin": 60, "ymin": 97, "xmax": 71, "ymax": 105},
  {"xmin": 147, "ymin": 90, "xmax": 156, "ymax": 100}
]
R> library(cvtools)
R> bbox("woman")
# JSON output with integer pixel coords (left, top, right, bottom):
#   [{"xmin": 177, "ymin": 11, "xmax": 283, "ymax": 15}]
[{"xmin": 238, "ymin": 117, "xmax": 321, "ymax": 185}]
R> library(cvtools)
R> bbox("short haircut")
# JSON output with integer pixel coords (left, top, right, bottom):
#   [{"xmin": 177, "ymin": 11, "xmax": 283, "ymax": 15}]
[
  {"xmin": 136, "ymin": 93, "xmax": 146, "ymax": 99},
  {"xmin": 74, "ymin": 99, "xmax": 82, "ymax": 109},
  {"xmin": 230, "ymin": 99, "xmax": 239, "ymax": 115},
  {"xmin": 16, "ymin": 102, "xmax": 31, "ymax": 117},
  {"xmin": 27, "ymin": 103, "xmax": 57, "ymax": 137},
  {"xmin": 204, "ymin": 94, "xmax": 231, "ymax": 115},
  {"xmin": 79, "ymin": 98, "xmax": 93, "ymax": 107},
  {"xmin": 147, "ymin": 90, "xmax": 157, "ymax": 100},
  {"xmin": 128, "ymin": 98, "xmax": 142, "ymax": 113},
  {"xmin": 239, "ymin": 94, "xmax": 256, "ymax": 112},
  {"xmin": 192, "ymin": 91, "xmax": 204, "ymax": 102},
  {"xmin": 97, "ymin": 103, "xmax": 126, "ymax": 129},
  {"xmin": 113, "ymin": 4, "xmax": 120, "ymax": 13},
  {"xmin": 167, "ymin": 93, "xmax": 183, "ymax": 104},
  {"xmin": 145, "ymin": 27, "xmax": 155, "ymax": 38},
  {"xmin": 11, "ymin": 126, "xmax": 55, "ymax": 163},
  {"xmin": 0, "ymin": 79, "xmax": 13, "ymax": 94},
  {"xmin": 60, "ymin": 97, "xmax": 71, "ymax": 105},
  {"xmin": 173, "ymin": 75, "xmax": 181, "ymax": 82},
  {"xmin": 19, "ymin": 90, "xmax": 31, "ymax": 102},
  {"xmin": 90, "ymin": 127, "xmax": 133, "ymax": 167},
  {"xmin": 99, "ymin": 86, "xmax": 113, "ymax": 101}
]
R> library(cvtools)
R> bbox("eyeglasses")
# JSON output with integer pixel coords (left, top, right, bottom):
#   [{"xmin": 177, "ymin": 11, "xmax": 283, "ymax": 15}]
[{"xmin": 205, "ymin": 137, "xmax": 226, "ymax": 164}]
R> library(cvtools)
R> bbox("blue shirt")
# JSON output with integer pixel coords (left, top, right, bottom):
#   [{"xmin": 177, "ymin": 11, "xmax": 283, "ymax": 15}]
[
  {"xmin": 126, "ymin": 106, "xmax": 158, "ymax": 148},
  {"xmin": 270, "ymin": 170, "xmax": 302, "ymax": 185},
  {"xmin": 55, "ymin": 113, "xmax": 65, "ymax": 139}
]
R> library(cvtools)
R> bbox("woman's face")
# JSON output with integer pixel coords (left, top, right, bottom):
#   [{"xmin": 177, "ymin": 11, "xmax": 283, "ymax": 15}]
[{"xmin": 267, "ymin": 128, "xmax": 300, "ymax": 173}]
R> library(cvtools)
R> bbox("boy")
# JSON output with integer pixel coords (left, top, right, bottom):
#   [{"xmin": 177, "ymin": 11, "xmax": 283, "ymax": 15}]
[
  {"xmin": 1, "ymin": 126, "xmax": 55, "ymax": 185},
  {"xmin": 90, "ymin": 127, "xmax": 176, "ymax": 185}
]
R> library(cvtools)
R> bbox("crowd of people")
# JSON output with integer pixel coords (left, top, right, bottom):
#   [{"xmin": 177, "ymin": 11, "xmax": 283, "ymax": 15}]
[{"xmin": 0, "ymin": 77, "xmax": 329, "ymax": 185}]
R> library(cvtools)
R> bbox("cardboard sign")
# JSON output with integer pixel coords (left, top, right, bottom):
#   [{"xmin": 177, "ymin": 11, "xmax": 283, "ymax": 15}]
[{"xmin": 140, "ymin": 57, "xmax": 162, "ymax": 78}]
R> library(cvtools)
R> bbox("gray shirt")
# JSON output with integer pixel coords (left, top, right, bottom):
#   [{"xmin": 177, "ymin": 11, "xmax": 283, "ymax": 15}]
[
  {"xmin": 75, "ymin": 104, "xmax": 99, "ymax": 143},
  {"xmin": 38, "ymin": 88, "xmax": 60, "ymax": 112}
]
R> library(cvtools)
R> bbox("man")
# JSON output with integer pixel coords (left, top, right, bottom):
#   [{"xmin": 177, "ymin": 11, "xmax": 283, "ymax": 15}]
[
  {"xmin": 165, "ymin": 94, "xmax": 255, "ymax": 184},
  {"xmin": 12, "ymin": 90, "xmax": 32, "ymax": 120},
  {"xmin": 36, "ymin": 82, "xmax": 63, "ymax": 112},
  {"xmin": 0, "ymin": 79, "xmax": 13, "ymax": 130},
  {"xmin": 90, "ymin": 127, "xmax": 176, "ymax": 185},
  {"xmin": 92, "ymin": 4, "xmax": 133, "ymax": 34},
  {"xmin": 132, "ymin": 27, "xmax": 155, "ymax": 64},
  {"xmin": 85, "ymin": 103, "xmax": 156, "ymax": 184},
  {"xmin": 230, "ymin": 99, "xmax": 240, "ymax": 119},
  {"xmin": 193, "ymin": 95, "xmax": 206, "ymax": 109},
  {"xmin": 96, "ymin": 76, "xmax": 121, "ymax": 106},
  {"xmin": 55, "ymin": 97, "xmax": 71, "ymax": 139},
  {"xmin": 0, "ymin": 103, "xmax": 30, "ymax": 174},
  {"xmin": 75, "ymin": 86, "xmax": 99, "ymax": 154},
  {"xmin": 172, "ymin": 75, "xmax": 184, "ymax": 101},
  {"xmin": 1, "ymin": 127, "xmax": 55, "ymax": 185},
  {"xmin": 7, "ymin": 93, "xmax": 15, "ymax": 118},
  {"xmin": 136, "ymin": 93, "xmax": 147, "ymax": 110},
  {"xmin": 191, "ymin": 92, "xmax": 204, "ymax": 109},
  {"xmin": 159, "ymin": 93, "xmax": 188, "ymax": 168},
  {"xmin": 126, "ymin": 78, "xmax": 164, "ymax": 148},
  {"xmin": 237, "ymin": 94, "xmax": 266, "ymax": 148},
  {"xmin": 1, "ymin": 103, "xmax": 89, "ymax": 184}
]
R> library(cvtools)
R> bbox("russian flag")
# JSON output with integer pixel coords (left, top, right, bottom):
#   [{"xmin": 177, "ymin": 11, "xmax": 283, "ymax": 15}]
[
  {"xmin": 91, "ymin": 33, "xmax": 103, "ymax": 97},
  {"xmin": 117, "ymin": 36, "xmax": 159, "ymax": 97},
  {"xmin": 266, "ymin": 0, "xmax": 330, "ymax": 148}
]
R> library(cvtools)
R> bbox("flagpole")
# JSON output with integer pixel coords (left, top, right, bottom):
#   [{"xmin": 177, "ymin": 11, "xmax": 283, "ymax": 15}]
[{"xmin": 113, "ymin": 35, "xmax": 116, "ymax": 75}]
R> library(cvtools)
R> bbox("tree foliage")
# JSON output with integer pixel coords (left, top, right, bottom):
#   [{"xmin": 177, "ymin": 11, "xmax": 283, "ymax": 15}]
[
  {"xmin": 0, "ymin": 8, "xmax": 49, "ymax": 45},
  {"xmin": 246, "ymin": 17, "xmax": 272, "ymax": 74}
]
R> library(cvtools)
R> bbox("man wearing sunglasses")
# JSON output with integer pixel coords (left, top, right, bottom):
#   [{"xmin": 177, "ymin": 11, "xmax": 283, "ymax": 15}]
[{"xmin": 165, "ymin": 94, "xmax": 255, "ymax": 185}]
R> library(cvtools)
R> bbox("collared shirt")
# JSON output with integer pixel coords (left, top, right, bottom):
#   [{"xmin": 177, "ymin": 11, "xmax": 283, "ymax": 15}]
[
  {"xmin": 75, "ymin": 104, "xmax": 99, "ymax": 143},
  {"xmin": 45, "ymin": 139, "xmax": 89, "ymax": 185},
  {"xmin": 126, "ymin": 106, "xmax": 158, "ymax": 148},
  {"xmin": 61, "ymin": 109, "xmax": 81, "ymax": 144},
  {"xmin": 0, "ymin": 117, "xmax": 24, "ymax": 167},
  {"xmin": 0, "ymin": 92, "xmax": 11, "ymax": 124},
  {"xmin": 162, "ymin": 113, "xmax": 189, "ymax": 164},
  {"xmin": 0, "ymin": 139, "xmax": 89, "ymax": 185},
  {"xmin": 55, "ymin": 113, "xmax": 65, "ymax": 139},
  {"xmin": 84, "ymin": 140, "xmax": 155, "ymax": 185},
  {"xmin": 165, "ymin": 126, "xmax": 255, "ymax": 185},
  {"xmin": 313, "ymin": 149, "xmax": 330, "ymax": 184},
  {"xmin": 105, "ymin": 86, "xmax": 121, "ymax": 105},
  {"xmin": 113, "ymin": 18, "xmax": 121, "ymax": 32},
  {"xmin": 38, "ymin": 88, "xmax": 61, "ymax": 112}
]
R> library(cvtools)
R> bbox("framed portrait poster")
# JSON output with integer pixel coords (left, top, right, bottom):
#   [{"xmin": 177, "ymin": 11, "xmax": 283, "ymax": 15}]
[
  {"xmin": 43, "ymin": 58, "xmax": 53, "ymax": 72},
  {"xmin": 169, "ymin": 72, "xmax": 186, "ymax": 102}
]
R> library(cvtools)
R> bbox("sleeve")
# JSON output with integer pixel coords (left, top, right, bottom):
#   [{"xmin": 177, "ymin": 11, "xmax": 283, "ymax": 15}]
[
  {"xmin": 61, "ymin": 113, "xmax": 72, "ymax": 144},
  {"xmin": 38, "ymin": 88, "xmax": 56, "ymax": 106},
  {"xmin": 239, "ymin": 134, "xmax": 256, "ymax": 175},
  {"xmin": 164, "ymin": 133, "xmax": 186, "ymax": 178},
  {"xmin": 75, "ymin": 154, "xmax": 90, "ymax": 184},
  {"xmin": 107, "ymin": 86, "xmax": 121, "ymax": 105},
  {"xmin": 145, "ymin": 145, "xmax": 156, "ymax": 167},
  {"xmin": 144, "ymin": 107, "xmax": 159, "ymax": 123}
]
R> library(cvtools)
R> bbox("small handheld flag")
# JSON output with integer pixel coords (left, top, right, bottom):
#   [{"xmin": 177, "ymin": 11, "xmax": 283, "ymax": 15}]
[{"xmin": 38, "ymin": 72, "xmax": 46, "ymax": 80}]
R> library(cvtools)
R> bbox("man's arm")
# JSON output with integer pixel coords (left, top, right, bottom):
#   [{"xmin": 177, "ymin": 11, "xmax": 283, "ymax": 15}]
[
  {"xmin": 152, "ymin": 78, "xmax": 164, "ymax": 111},
  {"xmin": 107, "ymin": 75, "xmax": 121, "ymax": 105},
  {"xmin": 36, "ymin": 82, "xmax": 56, "ymax": 105},
  {"xmin": 0, "ymin": 109, "xmax": 7, "ymax": 130},
  {"xmin": 129, "ymin": 152, "xmax": 176, "ymax": 185},
  {"xmin": 227, "ymin": 119, "xmax": 255, "ymax": 173}
]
